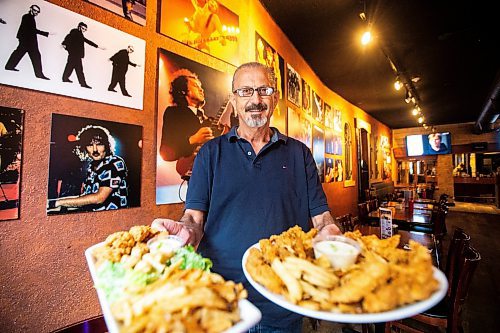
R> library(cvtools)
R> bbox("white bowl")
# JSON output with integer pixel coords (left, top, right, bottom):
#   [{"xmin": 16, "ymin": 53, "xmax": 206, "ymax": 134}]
[
  {"xmin": 313, "ymin": 235, "xmax": 361, "ymax": 270},
  {"xmin": 147, "ymin": 235, "xmax": 184, "ymax": 255}
]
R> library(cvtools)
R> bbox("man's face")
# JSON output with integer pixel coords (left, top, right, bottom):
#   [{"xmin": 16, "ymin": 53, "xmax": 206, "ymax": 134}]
[
  {"xmin": 430, "ymin": 135, "xmax": 441, "ymax": 150},
  {"xmin": 79, "ymin": 25, "xmax": 87, "ymax": 33},
  {"xmin": 127, "ymin": 46, "xmax": 134, "ymax": 53},
  {"xmin": 30, "ymin": 6, "xmax": 40, "ymax": 16},
  {"xmin": 86, "ymin": 139, "xmax": 107, "ymax": 161},
  {"xmin": 231, "ymin": 66, "xmax": 277, "ymax": 129},
  {"xmin": 186, "ymin": 77, "xmax": 205, "ymax": 107}
]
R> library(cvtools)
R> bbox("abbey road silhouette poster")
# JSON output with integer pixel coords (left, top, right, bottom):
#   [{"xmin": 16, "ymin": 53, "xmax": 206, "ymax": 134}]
[{"xmin": 0, "ymin": 0, "xmax": 145, "ymax": 110}]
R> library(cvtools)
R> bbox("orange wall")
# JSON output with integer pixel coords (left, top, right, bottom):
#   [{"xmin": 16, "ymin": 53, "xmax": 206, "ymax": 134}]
[{"xmin": 0, "ymin": 0, "xmax": 391, "ymax": 331}]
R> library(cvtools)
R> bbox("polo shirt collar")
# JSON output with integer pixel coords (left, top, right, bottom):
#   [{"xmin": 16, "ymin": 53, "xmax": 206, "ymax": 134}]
[{"xmin": 227, "ymin": 126, "xmax": 288, "ymax": 143}]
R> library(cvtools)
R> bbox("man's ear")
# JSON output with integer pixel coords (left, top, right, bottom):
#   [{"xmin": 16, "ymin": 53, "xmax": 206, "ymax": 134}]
[{"xmin": 229, "ymin": 94, "xmax": 237, "ymax": 110}]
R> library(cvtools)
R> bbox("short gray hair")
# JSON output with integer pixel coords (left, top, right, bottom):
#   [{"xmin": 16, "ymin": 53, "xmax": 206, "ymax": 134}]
[{"xmin": 232, "ymin": 62, "xmax": 276, "ymax": 91}]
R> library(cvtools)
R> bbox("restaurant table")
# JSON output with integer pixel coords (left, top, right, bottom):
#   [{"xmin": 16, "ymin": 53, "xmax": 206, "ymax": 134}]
[
  {"xmin": 414, "ymin": 198, "xmax": 438, "ymax": 205},
  {"xmin": 367, "ymin": 206, "xmax": 433, "ymax": 231},
  {"xmin": 355, "ymin": 225, "xmax": 440, "ymax": 267}
]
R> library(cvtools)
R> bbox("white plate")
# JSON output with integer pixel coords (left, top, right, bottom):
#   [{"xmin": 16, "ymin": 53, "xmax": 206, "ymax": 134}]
[
  {"xmin": 242, "ymin": 243, "xmax": 448, "ymax": 323},
  {"xmin": 86, "ymin": 242, "xmax": 262, "ymax": 332}
]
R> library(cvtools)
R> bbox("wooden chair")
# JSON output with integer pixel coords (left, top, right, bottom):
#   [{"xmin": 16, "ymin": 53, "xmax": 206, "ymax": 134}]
[
  {"xmin": 52, "ymin": 315, "xmax": 107, "ymax": 333},
  {"xmin": 443, "ymin": 228, "xmax": 471, "ymax": 296},
  {"xmin": 357, "ymin": 202, "xmax": 369, "ymax": 225},
  {"xmin": 336, "ymin": 213, "xmax": 354, "ymax": 232},
  {"xmin": 385, "ymin": 242, "xmax": 481, "ymax": 333},
  {"xmin": 368, "ymin": 198, "xmax": 379, "ymax": 212}
]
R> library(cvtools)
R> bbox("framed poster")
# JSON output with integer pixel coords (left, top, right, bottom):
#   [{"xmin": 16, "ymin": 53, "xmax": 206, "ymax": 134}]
[
  {"xmin": 156, "ymin": 49, "xmax": 235, "ymax": 205},
  {"xmin": 47, "ymin": 114, "xmax": 142, "ymax": 215},
  {"xmin": 0, "ymin": 0, "xmax": 146, "ymax": 109},
  {"xmin": 333, "ymin": 107, "xmax": 342, "ymax": 132},
  {"xmin": 324, "ymin": 103, "xmax": 333, "ymax": 128},
  {"xmin": 286, "ymin": 63, "xmax": 301, "ymax": 107},
  {"xmin": 312, "ymin": 91, "xmax": 323, "ymax": 123},
  {"xmin": 312, "ymin": 125, "xmax": 325, "ymax": 183},
  {"xmin": 0, "ymin": 107, "xmax": 24, "ymax": 221},
  {"xmin": 86, "ymin": 0, "xmax": 147, "ymax": 25},
  {"xmin": 160, "ymin": 0, "xmax": 239, "ymax": 65},
  {"xmin": 255, "ymin": 32, "xmax": 286, "ymax": 133},
  {"xmin": 287, "ymin": 107, "xmax": 311, "ymax": 149},
  {"xmin": 302, "ymin": 79, "xmax": 312, "ymax": 115}
]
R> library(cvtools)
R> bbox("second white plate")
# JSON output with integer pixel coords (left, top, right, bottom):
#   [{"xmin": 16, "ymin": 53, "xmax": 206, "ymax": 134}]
[{"xmin": 242, "ymin": 243, "xmax": 447, "ymax": 324}]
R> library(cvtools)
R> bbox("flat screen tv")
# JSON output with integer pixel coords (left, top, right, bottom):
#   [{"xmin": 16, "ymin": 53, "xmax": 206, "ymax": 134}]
[{"xmin": 406, "ymin": 132, "xmax": 452, "ymax": 157}]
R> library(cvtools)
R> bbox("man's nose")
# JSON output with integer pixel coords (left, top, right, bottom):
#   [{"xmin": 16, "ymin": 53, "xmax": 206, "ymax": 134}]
[{"xmin": 249, "ymin": 90, "xmax": 263, "ymax": 103}]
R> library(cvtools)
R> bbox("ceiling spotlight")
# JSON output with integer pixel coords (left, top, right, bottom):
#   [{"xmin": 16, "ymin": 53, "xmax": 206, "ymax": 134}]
[
  {"xmin": 361, "ymin": 30, "xmax": 372, "ymax": 45},
  {"xmin": 411, "ymin": 76, "xmax": 421, "ymax": 83},
  {"xmin": 394, "ymin": 78, "xmax": 402, "ymax": 91},
  {"xmin": 418, "ymin": 116, "xmax": 424, "ymax": 124},
  {"xmin": 423, "ymin": 123, "xmax": 428, "ymax": 129},
  {"xmin": 359, "ymin": 12, "xmax": 367, "ymax": 21},
  {"xmin": 412, "ymin": 107, "xmax": 419, "ymax": 116}
]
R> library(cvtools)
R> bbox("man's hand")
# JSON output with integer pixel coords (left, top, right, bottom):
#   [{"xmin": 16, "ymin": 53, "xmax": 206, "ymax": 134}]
[
  {"xmin": 151, "ymin": 218, "xmax": 201, "ymax": 246},
  {"xmin": 189, "ymin": 126, "xmax": 214, "ymax": 145},
  {"xmin": 317, "ymin": 223, "xmax": 342, "ymax": 237}
]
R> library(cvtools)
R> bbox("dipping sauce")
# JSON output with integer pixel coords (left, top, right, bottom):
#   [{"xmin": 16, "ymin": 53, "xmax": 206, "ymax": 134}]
[
  {"xmin": 148, "ymin": 235, "xmax": 183, "ymax": 255},
  {"xmin": 313, "ymin": 236, "xmax": 361, "ymax": 270}
]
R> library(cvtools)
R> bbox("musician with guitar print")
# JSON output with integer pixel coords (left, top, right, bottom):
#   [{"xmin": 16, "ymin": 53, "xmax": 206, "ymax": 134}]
[{"xmin": 159, "ymin": 69, "xmax": 229, "ymax": 180}]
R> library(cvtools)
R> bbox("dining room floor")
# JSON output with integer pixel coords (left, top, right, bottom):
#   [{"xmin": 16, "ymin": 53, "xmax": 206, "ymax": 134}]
[{"xmin": 302, "ymin": 204, "xmax": 500, "ymax": 333}]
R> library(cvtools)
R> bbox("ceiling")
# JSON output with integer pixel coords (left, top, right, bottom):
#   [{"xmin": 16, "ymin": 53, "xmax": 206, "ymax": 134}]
[{"xmin": 259, "ymin": 0, "xmax": 500, "ymax": 129}]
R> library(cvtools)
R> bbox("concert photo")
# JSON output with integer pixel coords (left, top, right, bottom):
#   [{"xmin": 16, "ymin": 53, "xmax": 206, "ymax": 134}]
[
  {"xmin": 156, "ymin": 48, "xmax": 235, "ymax": 205},
  {"xmin": 46, "ymin": 114, "xmax": 142, "ymax": 215},
  {"xmin": 0, "ymin": 106, "xmax": 24, "ymax": 221},
  {"xmin": 160, "ymin": 0, "xmax": 239, "ymax": 65}
]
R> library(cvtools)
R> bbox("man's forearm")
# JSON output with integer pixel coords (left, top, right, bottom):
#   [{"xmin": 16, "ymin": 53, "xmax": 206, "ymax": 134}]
[{"xmin": 179, "ymin": 209, "xmax": 205, "ymax": 245}]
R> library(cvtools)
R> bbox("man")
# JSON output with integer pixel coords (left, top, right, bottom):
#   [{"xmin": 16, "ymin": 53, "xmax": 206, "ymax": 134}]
[
  {"xmin": 54, "ymin": 125, "xmax": 128, "ymax": 211},
  {"xmin": 159, "ymin": 69, "xmax": 216, "ymax": 179},
  {"xmin": 122, "ymin": 0, "xmax": 135, "ymax": 21},
  {"xmin": 108, "ymin": 45, "xmax": 139, "ymax": 97},
  {"xmin": 427, "ymin": 133, "xmax": 447, "ymax": 153},
  {"xmin": 61, "ymin": 22, "xmax": 104, "ymax": 89},
  {"xmin": 5, "ymin": 4, "xmax": 50, "ymax": 80},
  {"xmin": 154, "ymin": 62, "xmax": 341, "ymax": 332}
]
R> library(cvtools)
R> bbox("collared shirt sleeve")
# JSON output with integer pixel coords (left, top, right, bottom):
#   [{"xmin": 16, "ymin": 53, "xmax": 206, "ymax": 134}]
[{"xmin": 185, "ymin": 143, "xmax": 211, "ymax": 212}]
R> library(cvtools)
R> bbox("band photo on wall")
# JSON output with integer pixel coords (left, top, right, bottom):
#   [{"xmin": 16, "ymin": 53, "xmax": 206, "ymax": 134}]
[
  {"xmin": 156, "ymin": 49, "xmax": 236, "ymax": 205},
  {"xmin": 160, "ymin": 0, "xmax": 239, "ymax": 65},
  {"xmin": 47, "ymin": 114, "xmax": 142, "ymax": 215},
  {"xmin": 255, "ymin": 32, "xmax": 286, "ymax": 133},
  {"xmin": 0, "ymin": 0, "xmax": 146, "ymax": 109},
  {"xmin": 0, "ymin": 107, "xmax": 24, "ymax": 221},
  {"xmin": 85, "ymin": 0, "xmax": 147, "ymax": 25}
]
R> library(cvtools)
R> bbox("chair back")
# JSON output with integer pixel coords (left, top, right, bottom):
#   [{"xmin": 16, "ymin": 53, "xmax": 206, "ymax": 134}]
[
  {"xmin": 431, "ymin": 206, "xmax": 447, "ymax": 241},
  {"xmin": 445, "ymin": 228, "xmax": 471, "ymax": 297},
  {"xmin": 357, "ymin": 202, "xmax": 369, "ymax": 224},
  {"xmin": 448, "ymin": 244, "xmax": 481, "ymax": 333},
  {"xmin": 367, "ymin": 198, "xmax": 379, "ymax": 212},
  {"xmin": 335, "ymin": 213, "xmax": 354, "ymax": 233}
]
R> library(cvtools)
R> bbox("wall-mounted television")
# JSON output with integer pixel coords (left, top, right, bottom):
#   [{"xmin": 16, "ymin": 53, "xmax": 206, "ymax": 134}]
[{"xmin": 406, "ymin": 132, "xmax": 452, "ymax": 157}]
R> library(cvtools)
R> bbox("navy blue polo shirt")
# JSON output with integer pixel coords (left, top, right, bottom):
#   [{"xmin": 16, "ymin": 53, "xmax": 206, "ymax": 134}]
[{"xmin": 185, "ymin": 126, "xmax": 329, "ymax": 327}]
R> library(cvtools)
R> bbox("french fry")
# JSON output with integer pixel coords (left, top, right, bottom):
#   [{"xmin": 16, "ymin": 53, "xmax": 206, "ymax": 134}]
[{"xmin": 271, "ymin": 258, "xmax": 303, "ymax": 303}]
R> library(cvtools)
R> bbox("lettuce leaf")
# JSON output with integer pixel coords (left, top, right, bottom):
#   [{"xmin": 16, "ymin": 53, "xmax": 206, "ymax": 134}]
[{"xmin": 170, "ymin": 245, "xmax": 213, "ymax": 271}]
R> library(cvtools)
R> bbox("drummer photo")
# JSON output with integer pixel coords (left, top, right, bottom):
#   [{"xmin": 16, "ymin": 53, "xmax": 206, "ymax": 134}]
[
  {"xmin": 46, "ymin": 114, "xmax": 142, "ymax": 215},
  {"xmin": 0, "ymin": 106, "xmax": 24, "ymax": 221}
]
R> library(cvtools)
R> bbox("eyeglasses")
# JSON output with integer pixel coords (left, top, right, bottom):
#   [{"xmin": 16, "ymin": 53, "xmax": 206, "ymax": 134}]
[{"xmin": 233, "ymin": 86, "xmax": 275, "ymax": 97}]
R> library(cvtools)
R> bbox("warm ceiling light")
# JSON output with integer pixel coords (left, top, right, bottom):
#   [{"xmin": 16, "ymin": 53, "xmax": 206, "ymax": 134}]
[
  {"xmin": 418, "ymin": 116, "xmax": 424, "ymax": 123},
  {"xmin": 394, "ymin": 78, "xmax": 402, "ymax": 91},
  {"xmin": 412, "ymin": 107, "xmax": 419, "ymax": 116},
  {"xmin": 361, "ymin": 31, "xmax": 372, "ymax": 45}
]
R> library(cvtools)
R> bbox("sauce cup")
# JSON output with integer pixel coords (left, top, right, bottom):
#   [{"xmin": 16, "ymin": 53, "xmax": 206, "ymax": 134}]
[{"xmin": 313, "ymin": 235, "xmax": 361, "ymax": 270}]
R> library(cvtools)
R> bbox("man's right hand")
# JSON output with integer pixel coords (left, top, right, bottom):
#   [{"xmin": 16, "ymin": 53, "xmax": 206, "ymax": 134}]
[
  {"xmin": 151, "ymin": 218, "xmax": 200, "ymax": 246},
  {"xmin": 189, "ymin": 127, "xmax": 214, "ymax": 145}
]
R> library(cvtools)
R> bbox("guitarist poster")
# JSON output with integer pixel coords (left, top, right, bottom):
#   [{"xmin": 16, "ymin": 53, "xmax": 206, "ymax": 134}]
[
  {"xmin": 156, "ymin": 49, "xmax": 236, "ymax": 205},
  {"xmin": 160, "ymin": 0, "xmax": 240, "ymax": 65}
]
